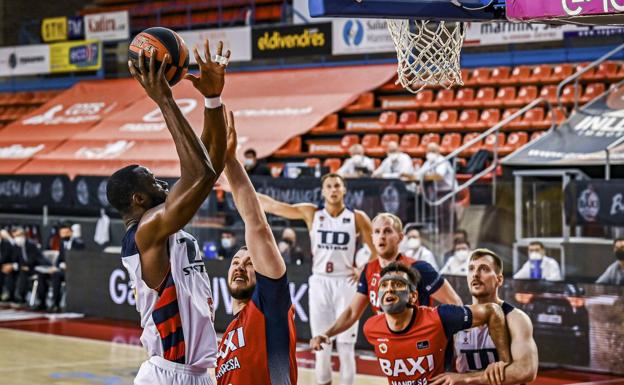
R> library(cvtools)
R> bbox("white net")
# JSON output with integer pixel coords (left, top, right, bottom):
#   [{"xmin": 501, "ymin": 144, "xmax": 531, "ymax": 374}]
[{"xmin": 387, "ymin": 19, "xmax": 466, "ymax": 93}]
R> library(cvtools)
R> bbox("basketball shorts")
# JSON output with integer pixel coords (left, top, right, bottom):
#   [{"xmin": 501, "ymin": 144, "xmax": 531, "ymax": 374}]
[
  {"xmin": 308, "ymin": 274, "xmax": 359, "ymax": 343},
  {"xmin": 135, "ymin": 356, "xmax": 214, "ymax": 385}
]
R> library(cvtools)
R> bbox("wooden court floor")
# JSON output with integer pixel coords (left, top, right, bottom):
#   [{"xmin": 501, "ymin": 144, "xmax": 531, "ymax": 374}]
[{"xmin": 0, "ymin": 328, "xmax": 384, "ymax": 385}]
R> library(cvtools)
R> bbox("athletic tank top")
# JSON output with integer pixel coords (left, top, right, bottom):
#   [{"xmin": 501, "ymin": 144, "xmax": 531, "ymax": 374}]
[
  {"xmin": 454, "ymin": 302, "xmax": 515, "ymax": 372},
  {"xmin": 121, "ymin": 224, "xmax": 218, "ymax": 369},
  {"xmin": 309, "ymin": 206, "xmax": 357, "ymax": 277}
]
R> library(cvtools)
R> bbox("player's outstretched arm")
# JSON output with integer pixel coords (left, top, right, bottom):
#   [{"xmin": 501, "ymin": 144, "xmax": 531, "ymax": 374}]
[
  {"xmin": 129, "ymin": 51, "xmax": 217, "ymax": 286},
  {"xmin": 186, "ymin": 39, "xmax": 229, "ymax": 176},
  {"xmin": 256, "ymin": 193, "xmax": 316, "ymax": 228},
  {"xmin": 310, "ymin": 293, "xmax": 369, "ymax": 350},
  {"xmin": 223, "ymin": 110, "xmax": 285, "ymax": 279},
  {"xmin": 355, "ymin": 210, "xmax": 377, "ymax": 260}
]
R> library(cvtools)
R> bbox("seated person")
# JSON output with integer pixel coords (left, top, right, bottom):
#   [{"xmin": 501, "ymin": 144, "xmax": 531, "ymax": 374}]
[
  {"xmin": 596, "ymin": 237, "xmax": 624, "ymax": 285},
  {"xmin": 243, "ymin": 148, "xmax": 271, "ymax": 176},
  {"xmin": 513, "ymin": 241, "xmax": 562, "ymax": 282},
  {"xmin": 440, "ymin": 239, "xmax": 471, "ymax": 276},
  {"xmin": 372, "ymin": 141, "xmax": 414, "ymax": 180},
  {"xmin": 337, "ymin": 144, "xmax": 375, "ymax": 178}
]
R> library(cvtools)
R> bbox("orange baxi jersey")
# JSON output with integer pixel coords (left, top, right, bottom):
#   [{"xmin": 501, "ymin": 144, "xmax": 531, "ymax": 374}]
[
  {"xmin": 358, "ymin": 254, "xmax": 444, "ymax": 313},
  {"xmin": 215, "ymin": 272, "xmax": 297, "ymax": 385},
  {"xmin": 364, "ymin": 305, "xmax": 472, "ymax": 385}
]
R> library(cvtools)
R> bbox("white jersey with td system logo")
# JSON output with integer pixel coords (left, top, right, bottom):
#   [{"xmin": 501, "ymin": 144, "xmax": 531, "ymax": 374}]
[
  {"xmin": 309, "ymin": 206, "xmax": 357, "ymax": 277},
  {"xmin": 454, "ymin": 302, "xmax": 515, "ymax": 373},
  {"xmin": 121, "ymin": 224, "xmax": 218, "ymax": 370}
]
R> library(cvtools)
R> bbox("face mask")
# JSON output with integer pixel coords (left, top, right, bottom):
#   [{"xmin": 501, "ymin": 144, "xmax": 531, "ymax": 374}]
[
  {"xmin": 615, "ymin": 249, "xmax": 624, "ymax": 261},
  {"xmin": 243, "ymin": 158, "xmax": 255, "ymax": 168},
  {"xmin": 455, "ymin": 250, "xmax": 469, "ymax": 261},
  {"xmin": 426, "ymin": 152, "xmax": 437, "ymax": 162},
  {"xmin": 221, "ymin": 238, "xmax": 233, "ymax": 249},
  {"xmin": 14, "ymin": 236, "xmax": 26, "ymax": 247},
  {"xmin": 380, "ymin": 289, "xmax": 411, "ymax": 314},
  {"xmin": 529, "ymin": 251, "xmax": 543, "ymax": 260},
  {"xmin": 352, "ymin": 154, "xmax": 363, "ymax": 164},
  {"xmin": 407, "ymin": 238, "xmax": 421, "ymax": 250}
]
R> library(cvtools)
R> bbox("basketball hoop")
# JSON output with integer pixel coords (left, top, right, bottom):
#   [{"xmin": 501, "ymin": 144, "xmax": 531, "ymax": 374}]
[{"xmin": 387, "ymin": 19, "xmax": 466, "ymax": 93}]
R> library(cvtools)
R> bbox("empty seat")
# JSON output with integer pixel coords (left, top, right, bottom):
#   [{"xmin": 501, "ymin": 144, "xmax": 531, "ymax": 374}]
[
  {"xmin": 400, "ymin": 134, "xmax": 420, "ymax": 155},
  {"xmin": 274, "ymin": 136, "xmax": 302, "ymax": 156},
  {"xmin": 466, "ymin": 108, "xmax": 500, "ymax": 131},
  {"xmin": 580, "ymin": 83, "xmax": 606, "ymax": 103},
  {"xmin": 323, "ymin": 158, "xmax": 342, "ymax": 173},
  {"xmin": 459, "ymin": 133, "xmax": 483, "ymax": 157},
  {"xmin": 368, "ymin": 134, "xmax": 400, "ymax": 157},
  {"xmin": 431, "ymin": 89, "xmax": 455, "ymax": 108},
  {"xmin": 531, "ymin": 64, "xmax": 553, "ymax": 84},
  {"xmin": 536, "ymin": 107, "xmax": 566, "ymax": 129},
  {"xmin": 361, "ymin": 134, "xmax": 381, "ymax": 155},
  {"xmin": 548, "ymin": 64, "xmax": 574, "ymax": 83},
  {"xmin": 496, "ymin": 87, "xmax": 516, "ymax": 108},
  {"xmin": 560, "ymin": 84, "xmax": 580, "ymax": 105},
  {"xmin": 344, "ymin": 92, "xmax": 374, "ymax": 112},
  {"xmin": 500, "ymin": 132, "xmax": 528, "ymax": 155},
  {"xmin": 340, "ymin": 134, "xmax": 360, "ymax": 151},
  {"xmin": 432, "ymin": 110, "xmax": 458, "ymax": 131},
  {"xmin": 310, "ymin": 114, "xmax": 339, "ymax": 133},
  {"xmin": 589, "ymin": 61, "xmax": 619, "ymax": 81},
  {"xmin": 379, "ymin": 111, "xmax": 399, "ymax": 128},
  {"xmin": 512, "ymin": 86, "xmax": 539, "ymax": 107},
  {"xmin": 501, "ymin": 66, "xmax": 531, "ymax": 85},
  {"xmin": 539, "ymin": 85, "xmax": 558, "ymax": 103},
  {"xmin": 515, "ymin": 107, "xmax": 545, "ymax": 130},
  {"xmin": 465, "ymin": 87, "xmax": 496, "ymax": 108},
  {"xmin": 414, "ymin": 89, "xmax": 435, "ymax": 107},
  {"xmin": 452, "ymin": 88, "xmax": 475, "ymax": 107},
  {"xmin": 440, "ymin": 133, "xmax": 462, "ymax": 155},
  {"xmin": 470, "ymin": 68, "xmax": 492, "ymax": 85},
  {"xmin": 577, "ymin": 62, "xmax": 596, "ymax": 80},
  {"xmin": 489, "ymin": 66, "xmax": 511, "ymax": 84},
  {"xmin": 502, "ymin": 108, "xmax": 522, "ymax": 129},
  {"xmin": 449, "ymin": 109, "xmax": 479, "ymax": 130},
  {"xmin": 482, "ymin": 132, "xmax": 506, "ymax": 152},
  {"xmin": 407, "ymin": 110, "xmax": 438, "ymax": 130},
  {"xmin": 397, "ymin": 111, "xmax": 418, "ymax": 128},
  {"xmin": 530, "ymin": 131, "xmax": 546, "ymax": 141}
]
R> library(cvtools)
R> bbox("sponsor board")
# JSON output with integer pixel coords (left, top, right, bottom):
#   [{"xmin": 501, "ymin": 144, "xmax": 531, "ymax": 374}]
[
  {"xmin": 177, "ymin": 26, "xmax": 252, "ymax": 63},
  {"xmin": 50, "ymin": 40, "xmax": 102, "ymax": 73},
  {"xmin": 84, "ymin": 11, "xmax": 129, "ymax": 41},
  {"xmin": 68, "ymin": 16, "xmax": 85, "ymax": 40},
  {"xmin": 252, "ymin": 23, "xmax": 332, "ymax": 59},
  {"xmin": 464, "ymin": 21, "xmax": 578, "ymax": 46},
  {"xmin": 41, "ymin": 17, "xmax": 68, "ymax": 42},
  {"xmin": 0, "ymin": 44, "xmax": 50, "ymax": 77},
  {"xmin": 332, "ymin": 19, "xmax": 394, "ymax": 55}
]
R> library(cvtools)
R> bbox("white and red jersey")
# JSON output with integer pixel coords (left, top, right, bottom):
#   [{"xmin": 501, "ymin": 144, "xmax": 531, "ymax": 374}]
[
  {"xmin": 121, "ymin": 224, "xmax": 218, "ymax": 369},
  {"xmin": 309, "ymin": 206, "xmax": 357, "ymax": 277}
]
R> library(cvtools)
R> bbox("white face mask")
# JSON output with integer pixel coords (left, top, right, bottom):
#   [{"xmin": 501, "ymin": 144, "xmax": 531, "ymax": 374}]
[
  {"xmin": 529, "ymin": 251, "xmax": 543, "ymax": 260},
  {"xmin": 455, "ymin": 249, "xmax": 469, "ymax": 261},
  {"xmin": 426, "ymin": 152, "xmax": 438, "ymax": 162},
  {"xmin": 221, "ymin": 238, "xmax": 233, "ymax": 249},
  {"xmin": 407, "ymin": 238, "xmax": 421, "ymax": 250},
  {"xmin": 243, "ymin": 158, "xmax": 255, "ymax": 168},
  {"xmin": 14, "ymin": 236, "xmax": 26, "ymax": 247},
  {"xmin": 352, "ymin": 154, "xmax": 363, "ymax": 164}
]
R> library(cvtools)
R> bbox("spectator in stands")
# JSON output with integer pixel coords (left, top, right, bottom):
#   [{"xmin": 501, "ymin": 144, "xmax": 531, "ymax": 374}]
[
  {"xmin": 401, "ymin": 227, "xmax": 439, "ymax": 271},
  {"xmin": 277, "ymin": 227, "xmax": 304, "ymax": 265},
  {"xmin": 372, "ymin": 141, "xmax": 414, "ymax": 179},
  {"xmin": 62, "ymin": 223, "xmax": 85, "ymax": 250},
  {"xmin": 0, "ymin": 229, "xmax": 16, "ymax": 302},
  {"xmin": 243, "ymin": 148, "xmax": 271, "ymax": 176},
  {"xmin": 337, "ymin": 144, "xmax": 375, "ymax": 178},
  {"xmin": 218, "ymin": 230, "xmax": 240, "ymax": 259},
  {"xmin": 596, "ymin": 238, "xmax": 624, "ymax": 285},
  {"xmin": 514, "ymin": 241, "xmax": 562, "ymax": 281},
  {"xmin": 443, "ymin": 229, "xmax": 468, "ymax": 264},
  {"xmin": 440, "ymin": 239, "xmax": 471, "ymax": 276},
  {"xmin": 11, "ymin": 226, "xmax": 49, "ymax": 307}
]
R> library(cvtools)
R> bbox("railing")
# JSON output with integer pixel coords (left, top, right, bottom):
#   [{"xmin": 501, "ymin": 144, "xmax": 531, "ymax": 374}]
[
  {"xmin": 556, "ymin": 41, "xmax": 624, "ymax": 112},
  {"xmin": 418, "ymin": 97, "xmax": 556, "ymax": 208}
]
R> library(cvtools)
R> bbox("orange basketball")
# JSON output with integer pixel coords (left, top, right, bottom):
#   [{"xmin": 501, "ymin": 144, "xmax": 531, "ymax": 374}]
[{"xmin": 128, "ymin": 27, "xmax": 189, "ymax": 86}]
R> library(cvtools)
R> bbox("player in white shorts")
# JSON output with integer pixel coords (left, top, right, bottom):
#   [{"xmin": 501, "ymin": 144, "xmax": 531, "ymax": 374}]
[
  {"xmin": 431, "ymin": 249, "xmax": 538, "ymax": 385},
  {"xmin": 107, "ymin": 40, "xmax": 229, "ymax": 385},
  {"xmin": 257, "ymin": 173, "xmax": 376, "ymax": 385}
]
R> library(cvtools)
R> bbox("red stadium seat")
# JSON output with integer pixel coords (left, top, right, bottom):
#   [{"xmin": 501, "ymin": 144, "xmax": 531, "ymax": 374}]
[
  {"xmin": 501, "ymin": 66, "xmax": 531, "ymax": 86},
  {"xmin": 560, "ymin": 84, "xmax": 580, "ymax": 105},
  {"xmin": 310, "ymin": 114, "xmax": 339, "ymax": 133},
  {"xmin": 368, "ymin": 134, "xmax": 400, "ymax": 157},
  {"xmin": 407, "ymin": 110, "xmax": 438, "ymax": 131},
  {"xmin": 449, "ymin": 109, "xmax": 478, "ymax": 131},
  {"xmin": 340, "ymin": 134, "xmax": 360, "ymax": 151},
  {"xmin": 323, "ymin": 158, "xmax": 342, "ymax": 173},
  {"xmin": 413, "ymin": 133, "xmax": 441, "ymax": 157},
  {"xmin": 414, "ymin": 89, "xmax": 435, "ymax": 107},
  {"xmin": 530, "ymin": 131, "xmax": 546, "ymax": 141},
  {"xmin": 539, "ymin": 85, "xmax": 558, "ymax": 103},
  {"xmin": 397, "ymin": 111, "xmax": 418, "ymax": 129},
  {"xmin": 489, "ymin": 66, "xmax": 511, "ymax": 84},
  {"xmin": 483, "ymin": 132, "xmax": 506, "ymax": 152},
  {"xmin": 432, "ymin": 110, "xmax": 458, "ymax": 131},
  {"xmin": 577, "ymin": 62, "xmax": 596, "ymax": 81},
  {"xmin": 500, "ymin": 132, "xmax": 528, "ymax": 155},
  {"xmin": 361, "ymin": 134, "xmax": 381, "ymax": 155},
  {"xmin": 530, "ymin": 64, "xmax": 553, "ymax": 84},
  {"xmin": 459, "ymin": 133, "xmax": 483, "ymax": 157},
  {"xmin": 496, "ymin": 87, "xmax": 516, "ymax": 108},
  {"xmin": 344, "ymin": 92, "xmax": 374, "ymax": 112},
  {"xmin": 273, "ymin": 136, "xmax": 302, "ymax": 156},
  {"xmin": 589, "ymin": 61, "xmax": 619, "ymax": 81},
  {"xmin": 400, "ymin": 134, "xmax": 420, "ymax": 155},
  {"xmin": 440, "ymin": 133, "xmax": 461, "ymax": 155},
  {"xmin": 379, "ymin": 111, "xmax": 398, "ymax": 128},
  {"xmin": 465, "ymin": 87, "xmax": 496, "ymax": 108},
  {"xmin": 502, "ymin": 108, "xmax": 521, "ymax": 129},
  {"xmin": 431, "ymin": 89, "xmax": 455, "ymax": 108},
  {"xmin": 580, "ymin": 83, "xmax": 606, "ymax": 103},
  {"xmin": 513, "ymin": 86, "xmax": 539, "ymax": 107},
  {"xmin": 452, "ymin": 88, "xmax": 475, "ymax": 107},
  {"xmin": 515, "ymin": 108, "xmax": 545, "ymax": 130},
  {"xmin": 305, "ymin": 157, "xmax": 321, "ymax": 167},
  {"xmin": 548, "ymin": 64, "xmax": 574, "ymax": 83},
  {"xmin": 470, "ymin": 68, "xmax": 492, "ymax": 85},
  {"xmin": 536, "ymin": 107, "xmax": 567, "ymax": 129}
]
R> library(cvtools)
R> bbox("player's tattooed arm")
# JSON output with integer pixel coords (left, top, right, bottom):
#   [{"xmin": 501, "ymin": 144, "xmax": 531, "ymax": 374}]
[
  {"xmin": 469, "ymin": 303, "xmax": 511, "ymax": 364},
  {"xmin": 256, "ymin": 194, "xmax": 317, "ymax": 229},
  {"xmin": 223, "ymin": 109, "xmax": 286, "ymax": 279}
]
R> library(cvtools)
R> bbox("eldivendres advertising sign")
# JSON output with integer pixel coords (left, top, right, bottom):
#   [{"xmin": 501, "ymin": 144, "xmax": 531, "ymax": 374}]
[{"xmin": 252, "ymin": 23, "xmax": 332, "ymax": 59}]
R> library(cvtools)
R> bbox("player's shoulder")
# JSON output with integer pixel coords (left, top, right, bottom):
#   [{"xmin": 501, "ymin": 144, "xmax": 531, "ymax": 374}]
[
  {"xmin": 505, "ymin": 304, "xmax": 532, "ymax": 328},
  {"xmin": 364, "ymin": 313, "xmax": 387, "ymax": 333}
]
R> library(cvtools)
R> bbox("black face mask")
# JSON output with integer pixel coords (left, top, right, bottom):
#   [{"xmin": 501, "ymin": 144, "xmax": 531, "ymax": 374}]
[{"xmin": 616, "ymin": 249, "xmax": 624, "ymax": 261}]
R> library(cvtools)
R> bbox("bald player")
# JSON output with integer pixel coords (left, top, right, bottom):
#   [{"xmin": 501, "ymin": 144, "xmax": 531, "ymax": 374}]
[
  {"xmin": 257, "ymin": 175, "xmax": 375, "ymax": 385},
  {"xmin": 310, "ymin": 213, "xmax": 462, "ymax": 352},
  {"xmin": 431, "ymin": 249, "xmax": 538, "ymax": 385}
]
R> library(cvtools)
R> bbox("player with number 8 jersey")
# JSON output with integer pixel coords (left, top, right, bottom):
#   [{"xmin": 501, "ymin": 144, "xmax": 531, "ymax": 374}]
[{"xmin": 257, "ymin": 173, "xmax": 376, "ymax": 385}]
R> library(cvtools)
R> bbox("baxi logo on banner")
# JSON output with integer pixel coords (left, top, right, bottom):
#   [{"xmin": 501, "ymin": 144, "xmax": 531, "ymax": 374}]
[
  {"xmin": 0, "ymin": 44, "xmax": 50, "ymax": 77},
  {"xmin": 84, "ymin": 11, "xmax": 129, "ymax": 42},
  {"xmin": 50, "ymin": 40, "xmax": 101, "ymax": 73},
  {"xmin": 332, "ymin": 19, "xmax": 394, "ymax": 55},
  {"xmin": 177, "ymin": 27, "xmax": 252, "ymax": 63}
]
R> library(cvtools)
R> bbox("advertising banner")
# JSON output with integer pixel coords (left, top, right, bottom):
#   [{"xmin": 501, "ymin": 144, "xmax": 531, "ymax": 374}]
[
  {"xmin": 252, "ymin": 23, "xmax": 332, "ymax": 59},
  {"xmin": 464, "ymin": 22, "xmax": 577, "ymax": 46},
  {"xmin": 503, "ymin": 84, "xmax": 624, "ymax": 166},
  {"xmin": 0, "ymin": 174, "xmax": 73, "ymax": 209},
  {"xmin": 49, "ymin": 40, "xmax": 102, "ymax": 73},
  {"xmin": 41, "ymin": 17, "xmax": 68, "ymax": 42},
  {"xmin": 84, "ymin": 11, "xmax": 130, "ymax": 42},
  {"xmin": 565, "ymin": 180, "xmax": 624, "ymax": 226},
  {"xmin": 177, "ymin": 26, "xmax": 252, "ymax": 63},
  {"xmin": 507, "ymin": 0, "xmax": 624, "ymax": 21},
  {"xmin": 68, "ymin": 16, "xmax": 85, "ymax": 40},
  {"xmin": 332, "ymin": 19, "xmax": 394, "ymax": 55},
  {"xmin": 66, "ymin": 250, "xmax": 624, "ymax": 373},
  {"xmin": 0, "ymin": 44, "xmax": 50, "ymax": 77}
]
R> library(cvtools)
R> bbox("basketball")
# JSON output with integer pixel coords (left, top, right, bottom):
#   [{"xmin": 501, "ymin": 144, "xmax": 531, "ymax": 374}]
[{"xmin": 128, "ymin": 27, "xmax": 189, "ymax": 86}]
